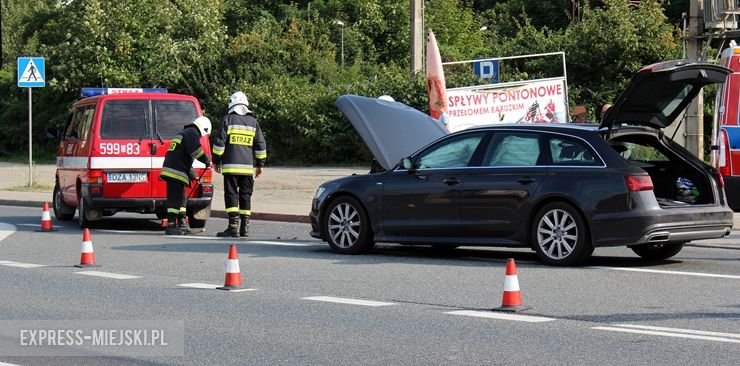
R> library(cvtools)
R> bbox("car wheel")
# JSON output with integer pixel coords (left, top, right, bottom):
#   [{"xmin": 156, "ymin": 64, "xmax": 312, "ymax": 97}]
[
  {"xmin": 53, "ymin": 182, "xmax": 75, "ymax": 221},
  {"xmin": 532, "ymin": 202, "xmax": 593, "ymax": 266},
  {"xmin": 630, "ymin": 242, "xmax": 685, "ymax": 260},
  {"xmin": 324, "ymin": 196, "xmax": 374, "ymax": 254}
]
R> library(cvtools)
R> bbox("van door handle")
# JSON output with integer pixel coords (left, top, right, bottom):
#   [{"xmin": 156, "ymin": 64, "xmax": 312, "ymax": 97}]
[
  {"xmin": 150, "ymin": 143, "xmax": 157, "ymax": 155},
  {"xmin": 444, "ymin": 178, "xmax": 461, "ymax": 186},
  {"xmin": 518, "ymin": 177, "xmax": 536, "ymax": 185}
]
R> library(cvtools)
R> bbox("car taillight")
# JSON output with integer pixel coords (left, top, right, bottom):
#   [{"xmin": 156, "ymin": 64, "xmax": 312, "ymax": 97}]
[
  {"xmin": 88, "ymin": 170, "xmax": 103, "ymax": 184},
  {"xmin": 202, "ymin": 185, "xmax": 212, "ymax": 194},
  {"xmin": 625, "ymin": 175, "xmax": 654, "ymax": 191}
]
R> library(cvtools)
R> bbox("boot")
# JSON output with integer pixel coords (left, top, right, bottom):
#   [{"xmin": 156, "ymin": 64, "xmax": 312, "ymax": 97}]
[
  {"xmin": 164, "ymin": 214, "xmax": 184, "ymax": 235},
  {"xmin": 178, "ymin": 215, "xmax": 193, "ymax": 235},
  {"xmin": 239, "ymin": 215, "xmax": 249, "ymax": 237},
  {"xmin": 217, "ymin": 217, "xmax": 239, "ymax": 237}
]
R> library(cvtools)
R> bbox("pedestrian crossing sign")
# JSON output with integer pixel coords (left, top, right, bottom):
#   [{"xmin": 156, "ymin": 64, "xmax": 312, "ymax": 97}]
[{"xmin": 17, "ymin": 57, "xmax": 45, "ymax": 88}]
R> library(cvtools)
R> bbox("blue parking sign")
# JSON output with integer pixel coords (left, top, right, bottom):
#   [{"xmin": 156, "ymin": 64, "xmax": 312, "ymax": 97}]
[
  {"xmin": 473, "ymin": 59, "xmax": 499, "ymax": 83},
  {"xmin": 17, "ymin": 57, "xmax": 45, "ymax": 88}
]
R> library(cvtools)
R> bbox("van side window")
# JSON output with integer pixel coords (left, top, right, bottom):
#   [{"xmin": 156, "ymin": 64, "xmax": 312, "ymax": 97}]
[
  {"xmin": 65, "ymin": 107, "xmax": 85, "ymax": 140},
  {"xmin": 101, "ymin": 100, "xmax": 149, "ymax": 139},
  {"xmin": 153, "ymin": 100, "xmax": 198, "ymax": 139},
  {"xmin": 78, "ymin": 106, "xmax": 96, "ymax": 141}
]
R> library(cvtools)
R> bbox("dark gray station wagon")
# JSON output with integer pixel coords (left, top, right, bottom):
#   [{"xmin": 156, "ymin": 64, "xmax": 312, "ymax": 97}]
[{"xmin": 310, "ymin": 60, "xmax": 734, "ymax": 265}]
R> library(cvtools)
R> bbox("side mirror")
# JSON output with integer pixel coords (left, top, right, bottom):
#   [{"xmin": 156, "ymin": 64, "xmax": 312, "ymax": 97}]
[{"xmin": 402, "ymin": 157, "xmax": 415, "ymax": 172}]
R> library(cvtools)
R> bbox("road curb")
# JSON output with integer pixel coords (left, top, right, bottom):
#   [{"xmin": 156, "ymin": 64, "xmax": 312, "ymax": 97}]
[{"xmin": 0, "ymin": 199, "xmax": 311, "ymax": 224}]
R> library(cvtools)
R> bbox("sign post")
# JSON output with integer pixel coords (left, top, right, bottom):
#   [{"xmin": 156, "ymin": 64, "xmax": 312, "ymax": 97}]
[{"xmin": 17, "ymin": 57, "xmax": 45, "ymax": 187}]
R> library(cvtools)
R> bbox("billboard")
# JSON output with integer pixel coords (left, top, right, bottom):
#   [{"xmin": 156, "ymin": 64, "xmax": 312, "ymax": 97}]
[{"xmin": 446, "ymin": 78, "xmax": 568, "ymax": 132}]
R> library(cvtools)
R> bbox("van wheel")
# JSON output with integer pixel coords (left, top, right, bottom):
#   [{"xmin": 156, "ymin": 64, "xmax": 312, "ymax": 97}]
[
  {"xmin": 53, "ymin": 182, "xmax": 75, "ymax": 221},
  {"xmin": 187, "ymin": 206, "xmax": 210, "ymax": 229},
  {"xmin": 78, "ymin": 199, "xmax": 100, "ymax": 229},
  {"xmin": 630, "ymin": 242, "xmax": 685, "ymax": 260}
]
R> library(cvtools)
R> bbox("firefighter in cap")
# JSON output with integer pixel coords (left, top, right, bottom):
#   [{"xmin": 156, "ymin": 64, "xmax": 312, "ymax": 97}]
[
  {"xmin": 212, "ymin": 91, "xmax": 267, "ymax": 237},
  {"xmin": 161, "ymin": 116, "xmax": 212, "ymax": 235}
]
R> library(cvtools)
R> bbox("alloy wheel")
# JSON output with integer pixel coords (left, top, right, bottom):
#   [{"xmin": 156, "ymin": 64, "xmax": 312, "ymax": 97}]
[
  {"xmin": 327, "ymin": 202, "xmax": 361, "ymax": 249},
  {"xmin": 536, "ymin": 208, "xmax": 579, "ymax": 260}
]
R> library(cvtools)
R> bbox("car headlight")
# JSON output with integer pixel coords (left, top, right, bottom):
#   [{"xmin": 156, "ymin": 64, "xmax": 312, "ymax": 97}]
[{"xmin": 314, "ymin": 187, "xmax": 326, "ymax": 199}]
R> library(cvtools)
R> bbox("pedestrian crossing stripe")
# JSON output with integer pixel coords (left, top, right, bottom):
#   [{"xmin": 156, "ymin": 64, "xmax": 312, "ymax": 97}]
[{"xmin": 17, "ymin": 57, "xmax": 45, "ymax": 87}]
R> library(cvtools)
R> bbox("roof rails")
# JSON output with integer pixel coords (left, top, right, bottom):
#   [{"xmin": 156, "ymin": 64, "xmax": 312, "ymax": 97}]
[{"xmin": 81, "ymin": 87, "xmax": 168, "ymax": 98}]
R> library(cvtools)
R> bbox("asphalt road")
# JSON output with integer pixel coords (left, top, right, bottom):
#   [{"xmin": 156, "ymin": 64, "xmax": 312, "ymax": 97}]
[{"xmin": 0, "ymin": 205, "xmax": 738, "ymax": 365}]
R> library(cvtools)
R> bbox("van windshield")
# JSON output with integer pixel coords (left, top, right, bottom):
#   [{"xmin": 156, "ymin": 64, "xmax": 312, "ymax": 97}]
[
  {"xmin": 154, "ymin": 100, "xmax": 198, "ymax": 139},
  {"xmin": 100, "ymin": 100, "xmax": 149, "ymax": 139}
]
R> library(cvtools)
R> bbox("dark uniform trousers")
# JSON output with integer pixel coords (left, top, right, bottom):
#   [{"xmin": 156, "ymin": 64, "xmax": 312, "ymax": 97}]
[
  {"xmin": 224, "ymin": 174, "xmax": 254, "ymax": 217},
  {"xmin": 166, "ymin": 180, "xmax": 187, "ymax": 218}
]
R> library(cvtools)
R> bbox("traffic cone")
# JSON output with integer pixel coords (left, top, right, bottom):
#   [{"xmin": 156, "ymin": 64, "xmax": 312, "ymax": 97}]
[
  {"xmin": 39, "ymin": 202, "xmax": 56, "ymax": 232},
  {"xmin": 160, "ymin": 219, "xmax": 168, "ymax": 228},
  {"xmin": 217, "ymin": 244, "xmax": 242, "ymax": 290},
  {"xmin": 74, "ymin": 228, "xmax": 99, "ymax": 268},
  {"xmin": 492, "ymin": 258, "xmax": 531, "ymax": 312}
]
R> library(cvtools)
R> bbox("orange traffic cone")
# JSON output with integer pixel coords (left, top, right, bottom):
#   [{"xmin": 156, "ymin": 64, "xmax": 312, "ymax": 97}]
[
  {"xmin": 493, "ymin": 258, "xmax": 531, "ymax": 312},
  {"xmin": 217, "ymin": 245, "xmax": 242, "ymax": 290},
  {"xmin": 39, "ymin": 202, "xmax": 55, "ymax": 232},
  {"xmin": 74, "ymin": 229, "xmax": 99, "ymax": 268},
  {"xmin": 160, "ymin": 219, "xmax": 168, "ymax": 228}
]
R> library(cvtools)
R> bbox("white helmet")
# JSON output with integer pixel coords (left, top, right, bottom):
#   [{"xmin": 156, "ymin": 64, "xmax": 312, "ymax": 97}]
[
  {"xmin": 228, "ymin": 91, "xmax": 249, "ymax": 109},
  {"xmin": 192, "ymin": 116, "xmax": 212, "ymax": 136},
  {"xmin": 378, "ymin": 95, "xmax": 395, "ymax": 101}
]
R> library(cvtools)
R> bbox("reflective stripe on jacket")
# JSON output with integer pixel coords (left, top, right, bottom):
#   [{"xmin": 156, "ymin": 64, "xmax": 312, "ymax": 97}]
[
  {"xmin": 212, "ymin": 113, "xmax": 267, "ymax": 175},
  {"xmin": 161, "ymin": 125, "xmax": 211, "ymax": 185}
]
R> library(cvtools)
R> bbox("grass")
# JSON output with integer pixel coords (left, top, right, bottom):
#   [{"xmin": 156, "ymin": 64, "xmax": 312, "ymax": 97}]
[{"xmin": 7, "ymin": 183, "xmax": 54, "ymax": 192}]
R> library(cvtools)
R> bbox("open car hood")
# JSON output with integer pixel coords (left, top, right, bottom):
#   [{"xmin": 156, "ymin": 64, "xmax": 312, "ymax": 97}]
[
  {"xmin": 336, "ymin": 94, "xmax": 448, "ymax": 170},
  {"xmin": 600, "ymin": 60, "xmax": 731, "ymax": 130}
]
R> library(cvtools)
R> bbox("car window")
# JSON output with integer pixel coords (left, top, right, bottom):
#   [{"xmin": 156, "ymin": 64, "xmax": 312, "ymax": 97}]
[
  {"xmin": 484, "ymin": 132, "xmax": 541, "ymax": 167},
  {"xmin": 416, "ymin": 132, "xmax": 486, "ymax": 169},
  {"xmin": 154, "ymin": 100, "xmax": 198, "ymax": 139},
  {"xmin": 79, "ymin": 106, "xmax": 96, "ymax": 141},
  {"xmin": 100, "ymin": 100, "xmax": 150, "ymax": 139},
  {"xmin": 549, "ymin": 136, "xmax": 600, "ymax": 166},
  {"xmin": 613, "ymin": 141, "xmax": 669, "ymax": 162}
]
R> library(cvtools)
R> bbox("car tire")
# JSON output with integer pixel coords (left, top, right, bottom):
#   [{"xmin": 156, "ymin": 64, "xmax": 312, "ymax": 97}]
[
  {"xmin": 53, "ymin": 182, "xmax": 75, "ymax": 221},
  {"xmin": 531, "ymin": 202, "xmax": 593, "ymax": 266},
  {"xmin": 324, "ymin": 196, "xmax": 374, "ymax": 254},
  {"xmin": 630, "ymin": 242, "xmax": 685, "ymax": 260}
]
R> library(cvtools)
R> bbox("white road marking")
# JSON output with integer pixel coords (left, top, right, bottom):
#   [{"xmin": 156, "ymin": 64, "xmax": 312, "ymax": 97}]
[
  {"xmin": 0, "ymin": 260, "xmax": 44, "ymax": 268},
  {"xmin": 613, "ymin": 324, "xmax": 740, "ymax": 339},
  {"xmin": 75, "ymin": 271, "xmax": 140, "ymax": 280},
  {"xmin": 0, "ymin": 223, "xmax": 17, "ymax": 241},
  {"xmin": 303, "ymin": 296, "xmax": 396, "ymax": 307},
  {"xmin": 446, "ymin": 310, "xmax": 556, "ymax": 323},
  {"xmin": 248, "ymin": 240, "xmax": 312, "ymax": 247},
  {"xmin": 590, "ymin": 266, "xmax": 740, "ymax": 280},
  {"xmin": 177, "ymin": 283, "xmax": 257, "ymax": 292},
  {"xmin": 0, "ymin": 362, "xmax": 23, "ymax": 366},
  {"xmin": 592, "ymin": 325, "xmax": 740, "ymax": 344}
]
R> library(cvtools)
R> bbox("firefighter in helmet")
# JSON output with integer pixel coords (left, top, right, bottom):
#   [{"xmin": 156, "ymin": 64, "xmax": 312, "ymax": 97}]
[
  {"xmin": 161, "ymin": 116, "xmax": 212, "ymax": 235},
  {"xmin": 212, "ymin": 91, "xmax": 267, "ymax": 237}
]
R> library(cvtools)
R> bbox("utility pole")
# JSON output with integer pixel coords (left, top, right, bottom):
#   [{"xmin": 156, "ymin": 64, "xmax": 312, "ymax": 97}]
[
  {"xmin": 410, "ymin": 0, "xmax": 423, "ymax": 76},
  {"xmin": 686, "ymin": 0, "xmax": 704, "ymax": 159}
]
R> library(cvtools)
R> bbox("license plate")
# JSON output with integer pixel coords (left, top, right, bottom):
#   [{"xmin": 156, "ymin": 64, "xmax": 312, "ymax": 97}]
[{"xmin": 106, "ymin": 172, "xmax": 147, "ymax": 183}]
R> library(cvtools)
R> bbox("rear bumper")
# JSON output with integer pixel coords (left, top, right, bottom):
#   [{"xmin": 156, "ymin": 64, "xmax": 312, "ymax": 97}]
[
  {"xmin": 723, "ymin": 176, "xmax": 740, "ymax": 211},
  {"xmin": 81, "ymin": 183, "xmax": 212, "ymax": 211},
  {"xmin": 591, "ymin": 197, "xmax": 733, "ymax": 247}
]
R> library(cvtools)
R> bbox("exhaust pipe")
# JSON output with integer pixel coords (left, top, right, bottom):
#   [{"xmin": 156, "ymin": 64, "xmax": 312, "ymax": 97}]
[
  {"xmin": 724, "ymin": 228, "xmax": 731, "ymax": 237},
  {"xmin": 647, "ymin": 233, "xmax": 670, "ymax": 242}
]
